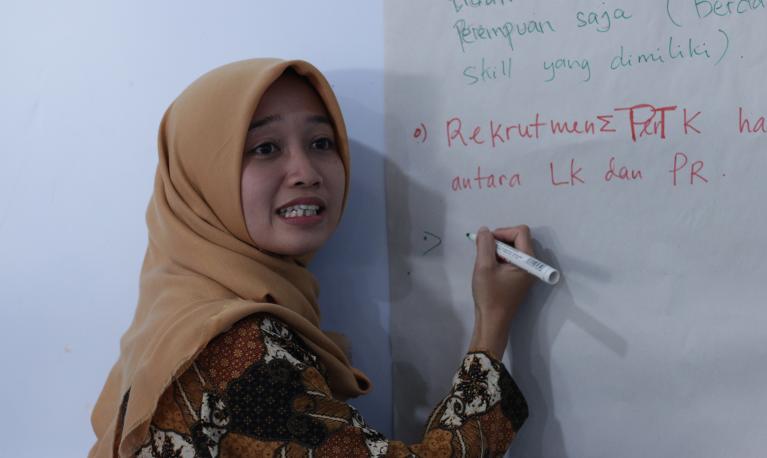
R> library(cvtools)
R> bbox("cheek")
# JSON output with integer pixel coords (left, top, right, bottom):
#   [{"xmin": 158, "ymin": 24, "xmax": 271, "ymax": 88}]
[
  {"xmin": 241, "ymin": 170, "xmax": 275, "ymax": 224},
  {"xmin": 327, "ymin": 157, "xmax": 346, "ymax": 204}
]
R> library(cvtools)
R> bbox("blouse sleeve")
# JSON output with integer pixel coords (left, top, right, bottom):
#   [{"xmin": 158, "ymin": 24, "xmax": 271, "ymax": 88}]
[{"xmin": 133, "ymin": 313, "xmax": 528, "ymax": 457}]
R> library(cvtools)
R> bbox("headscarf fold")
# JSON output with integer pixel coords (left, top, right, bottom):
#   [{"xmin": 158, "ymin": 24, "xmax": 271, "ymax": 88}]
[{"xmin": 89, "ymin": 58, "xmax": 371, "ymax": 458}]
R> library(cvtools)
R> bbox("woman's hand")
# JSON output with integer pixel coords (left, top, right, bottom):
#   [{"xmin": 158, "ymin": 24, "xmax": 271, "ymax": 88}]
[{"xmin": 469, "ymin": 225, "xmax": 535, "ymax": 359}]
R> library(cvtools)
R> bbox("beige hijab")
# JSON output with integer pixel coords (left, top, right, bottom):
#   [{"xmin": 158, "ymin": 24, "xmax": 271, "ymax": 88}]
[{"xmin": 89, "ymin": 58, "xmax": 371, "ymax": 458}]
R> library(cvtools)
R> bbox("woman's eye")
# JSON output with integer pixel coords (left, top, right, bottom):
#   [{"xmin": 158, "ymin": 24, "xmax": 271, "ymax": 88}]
[
  {"xmin": 311, "ymin": 137, "xmax": 335, "ymax": 151},
  {"xmin": 248, "ymin": 142, "xmax": 278, "ymax": 156}
]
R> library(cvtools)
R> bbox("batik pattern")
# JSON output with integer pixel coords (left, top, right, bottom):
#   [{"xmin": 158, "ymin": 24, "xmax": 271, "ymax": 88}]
[{"xmin": 133, "ymin": 313, "xmax": 527, "ymax": 457}]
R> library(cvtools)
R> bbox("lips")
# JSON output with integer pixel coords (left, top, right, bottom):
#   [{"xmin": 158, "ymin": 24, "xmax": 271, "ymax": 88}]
[{"xmin": 275, "ymin": 197, "xmax": 326, "ymax": 214}]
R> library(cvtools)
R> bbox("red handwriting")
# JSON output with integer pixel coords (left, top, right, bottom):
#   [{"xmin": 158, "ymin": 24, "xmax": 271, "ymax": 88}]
[
  {"xmin": 446, "ymin": 153, "xmax": 717, "ymax": 191},
  {"xmin": 413, "ymin": 123, "xmax": 428, "ymax": 143},
  {"xmin": 550, "ymin": 119, "xmax": 596, "ymax": 135},
  {"xmin": 428, "ymin": 104, "xmax": 736, "ymax": 191},
  {"xmin": 446, "ymin": 115, "xmax": 544, "ymax": 147},
  {"xmin": 614, "ymin": 103, "xmax": 677, "ymax": 142},
  {"xmin": 550, "ymin": 159, "xmax": 584, "ymax": 186},
  {"xmin": 670, "ymin": 152, "xmax": 708, "ymax": 186},
  {"xmin": 738, "ymin": 107, "xmax": 767, "ymax": 134},
  {"xmin": 683, "ymin": 109, "xmax": 702, "ymax": 135},
  {"xmin": 604, "ymin": 157, "xmax": 643, "ymax": 182},
  {"xmin": 451, "ymin": 165, "xmax": 522, "ymax": 191},
  {"xmin": 597, "ymin": 114, "xmax": 616, "ymax": 132},
  {"xmin": 443, "ymin": 104, "xmax": 704, "ymax": 147}
]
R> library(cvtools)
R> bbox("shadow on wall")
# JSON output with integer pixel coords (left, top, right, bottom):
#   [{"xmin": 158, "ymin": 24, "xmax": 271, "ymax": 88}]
[
  {"xmin": 381, "ymin": 69, "xmax": 613, "ymax": 456},
  {"xmin": 507, "ymin": 237, "xmax": 566, "ymax": 458},
  {"xmin": 311, "ymin": 67, "xmax": 630, "ymax": 454},
  {"xmin": 382, "ymin": 70, "xmax": 467, "ymax": 443},
  {"xmin": 508, "ymin": 228, "xmax": 626, "ymax": 458},
  {"xmin": 386, "ymin": 152, "xmax": 467, "ymax": 443},
  {"xmin": 310, "ymin": 68, "xmax": 392, "ymax": 437}
]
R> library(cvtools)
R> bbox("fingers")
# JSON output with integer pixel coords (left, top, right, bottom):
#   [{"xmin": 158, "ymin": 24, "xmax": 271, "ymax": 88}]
[
  {"xmin": 492, "ymin": 225, "xmax": 534, "ymax": 256},
  {"xmin": 474, "ymin": 226, "xmax": 498, "ymax": 270}
]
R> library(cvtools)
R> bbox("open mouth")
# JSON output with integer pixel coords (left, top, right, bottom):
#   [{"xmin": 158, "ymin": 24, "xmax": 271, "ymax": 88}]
[{"xmin": 276, "ymin": 204, "xmax": 325, "ymax": 218}]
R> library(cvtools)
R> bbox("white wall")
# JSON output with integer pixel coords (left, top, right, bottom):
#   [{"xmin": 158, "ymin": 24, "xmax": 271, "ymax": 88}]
[{"xmin": 0, "ymin": 2, "xmax": 389, "ymax": 456}]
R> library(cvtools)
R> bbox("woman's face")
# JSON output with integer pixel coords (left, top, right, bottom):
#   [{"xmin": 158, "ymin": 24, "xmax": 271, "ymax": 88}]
[{"xmin": 241, "ymin": 73, "xmax": 346, "ymax": 257}]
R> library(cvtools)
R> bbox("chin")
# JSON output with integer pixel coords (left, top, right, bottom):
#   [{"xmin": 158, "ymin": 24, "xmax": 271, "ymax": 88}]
[
  {"xmin": 248, "ymin": 227, "xmax": 331, "ymax": 257},
  {"xmin": 273, "ymin": 238, "xmax": 326, "ymax": 257}
]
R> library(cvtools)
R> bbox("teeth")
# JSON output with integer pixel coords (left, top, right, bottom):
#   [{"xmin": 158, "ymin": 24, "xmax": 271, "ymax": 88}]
[{"xmin": 279, "ymin": 204, "xmax": 320, "ymax": 218}]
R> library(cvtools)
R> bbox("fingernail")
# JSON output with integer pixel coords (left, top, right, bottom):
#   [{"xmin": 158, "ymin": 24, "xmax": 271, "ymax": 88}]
[{"xmin": 478, "ymin": 226, "xmax": 489, "ymax": 233}]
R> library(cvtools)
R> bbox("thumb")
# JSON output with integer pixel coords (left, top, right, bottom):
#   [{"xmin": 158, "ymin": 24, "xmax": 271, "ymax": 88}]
[{"xmin": 474, "ymin": 226, "xmax": 497, "ymax": 270}]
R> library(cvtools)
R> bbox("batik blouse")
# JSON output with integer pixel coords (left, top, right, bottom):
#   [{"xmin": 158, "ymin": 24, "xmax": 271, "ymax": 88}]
[{"xmin": 125, "ymin": 313, "xmax": 528, "ymax": 457}]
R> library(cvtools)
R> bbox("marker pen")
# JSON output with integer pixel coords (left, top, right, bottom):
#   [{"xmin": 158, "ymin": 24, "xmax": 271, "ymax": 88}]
[{"xmin": 466, "ymin": 232, "xmax": 560, "ymax": 285}]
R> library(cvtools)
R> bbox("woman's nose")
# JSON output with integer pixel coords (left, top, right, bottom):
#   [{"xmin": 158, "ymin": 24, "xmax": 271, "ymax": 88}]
[{"xmin": 286, "ymin": 147, "xmax": 322, "ymax": 187}]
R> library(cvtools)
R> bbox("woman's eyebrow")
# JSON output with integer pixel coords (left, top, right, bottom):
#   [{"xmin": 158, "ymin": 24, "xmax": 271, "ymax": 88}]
[
  {"xmin": 249, "ymin": 114, "xmax": 282, "ymax": 130},
  {"xmin": 306, "ymin": 114, "xmax": 332, "ymax": 126}
]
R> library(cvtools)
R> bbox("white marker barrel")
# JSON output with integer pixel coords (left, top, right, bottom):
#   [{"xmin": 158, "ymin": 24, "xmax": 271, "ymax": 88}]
[{"xmin": 467, "ymin": 232, "xmax": 560, "ymax": 285}]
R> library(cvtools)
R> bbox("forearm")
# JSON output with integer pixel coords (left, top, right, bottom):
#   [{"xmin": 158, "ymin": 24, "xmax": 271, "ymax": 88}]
[{"xmin": 469, "ymin": 309, "xmax": 511, "ymax": 360}]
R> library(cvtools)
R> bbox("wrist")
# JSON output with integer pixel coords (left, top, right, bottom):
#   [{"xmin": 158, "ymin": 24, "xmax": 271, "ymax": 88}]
[{"xmin": 469, "ymin": 324, "xmax": 509, "ymax": 360}]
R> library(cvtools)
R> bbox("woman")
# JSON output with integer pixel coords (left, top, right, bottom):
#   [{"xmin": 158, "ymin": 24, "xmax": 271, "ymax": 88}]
[{"xmin": 90, "ymin": 58, "xmax": 533, "ymax": 457}]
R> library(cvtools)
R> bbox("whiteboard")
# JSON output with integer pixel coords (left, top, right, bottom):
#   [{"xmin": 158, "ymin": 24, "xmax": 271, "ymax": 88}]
[
  {"xmin": 385, "ymin": 1, "xmax": 767, "ymax": 457},
  {"xmin": 0, "ymin": 1, "xmax": 389, "ymax": 457}
]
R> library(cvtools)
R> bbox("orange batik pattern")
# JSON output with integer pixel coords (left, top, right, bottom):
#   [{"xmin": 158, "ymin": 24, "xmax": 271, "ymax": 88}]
[{"xmin": 127, "ymin": 314, "xmax": 527, "ymax": 457}]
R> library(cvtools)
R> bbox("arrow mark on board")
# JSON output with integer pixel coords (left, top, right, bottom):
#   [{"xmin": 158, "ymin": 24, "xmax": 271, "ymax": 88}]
[{"xmin": 422, "ymin": 231, "xmax": 442, "ymax": 255}]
